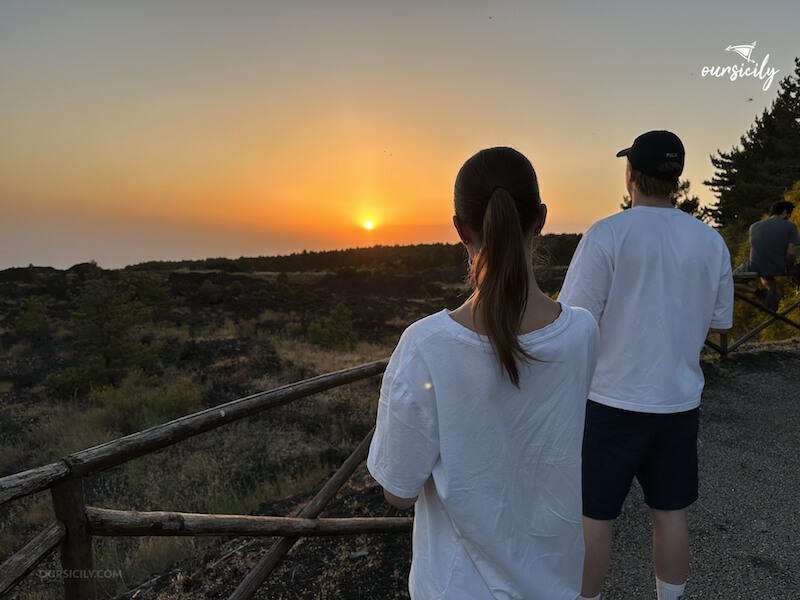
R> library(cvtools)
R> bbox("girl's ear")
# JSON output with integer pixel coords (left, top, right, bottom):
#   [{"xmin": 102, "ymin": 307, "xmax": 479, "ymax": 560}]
[
  {"xmin": 453, "ymin": 215, "xmax": 471, "ymax": 246},
  {"xmin": 535, "ymin": 203, "xmax": 548, "ymax": 236}
]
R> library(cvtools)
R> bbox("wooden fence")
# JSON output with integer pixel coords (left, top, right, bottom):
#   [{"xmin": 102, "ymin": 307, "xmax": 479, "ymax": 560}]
[
  {"xmin": 0, "ymin": 358, "xmax": 412, "ymax": 599},
  {"xmin": 704, "ymin": 290, "xmax": 800, "ymax": 354}
]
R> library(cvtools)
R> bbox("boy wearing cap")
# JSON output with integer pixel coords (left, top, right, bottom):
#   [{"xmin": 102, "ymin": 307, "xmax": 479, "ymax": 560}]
[{"xmin": 559, "ymin": 131, "xmax": 734, "ymax": 600}]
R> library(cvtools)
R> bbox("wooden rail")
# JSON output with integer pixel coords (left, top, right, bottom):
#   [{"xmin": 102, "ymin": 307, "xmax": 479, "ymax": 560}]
[
  {"xmin": 0, "ymin": 358, "xmax": 408, "ymax": 599},
  {"xmin": 705, "ymin": 292, "xmax": 800, "ymax": 354},
  {"xmin": 1, "ymin": 359, "xmax": 388, "ymax": 507},
  {"xmin": 86, "ymin": 507, "xmax": 411, "ymax": 537},
  {"xmin": 0, "ymin": 522, "xmax": 65, "ymax": 596}
]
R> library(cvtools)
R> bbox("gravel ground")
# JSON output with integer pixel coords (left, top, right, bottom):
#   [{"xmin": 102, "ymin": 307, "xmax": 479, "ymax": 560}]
[{"xmin": 600, "ymin": 339, "xmax": 800, "ymax": 600}]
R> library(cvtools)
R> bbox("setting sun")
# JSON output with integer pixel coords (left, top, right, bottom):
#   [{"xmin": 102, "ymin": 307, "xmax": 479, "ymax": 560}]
[{"xmin": 364, "ymin": 220, "xmax": 374, "ymax": 230}]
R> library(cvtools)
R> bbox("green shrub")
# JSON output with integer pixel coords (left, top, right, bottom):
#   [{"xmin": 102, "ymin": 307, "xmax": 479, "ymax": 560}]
[
  {"xmin": 11, "ymin": 296, "xmax": 51, "ymax": 333},
  {"xmin": 199, "ymin": 279, "xmax": 219, "ymax": 296},
  {"xmin": 307, "ymin": 319, "xmax": 326, "ymax": 346},
  {"xmin": 229, "ymin": 280, "xmax": 244, "ymax": 297},
  {"xmin": 307, "ymin": 303, "xmax": 358, "ymax": 350}
]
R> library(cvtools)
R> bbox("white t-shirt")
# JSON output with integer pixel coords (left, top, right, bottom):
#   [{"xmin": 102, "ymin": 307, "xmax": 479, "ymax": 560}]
[
  {"xmin": 558, "ymin": 205, "xmax": 734, "ymax": 414},
  {"xmin": 367, "ymin": 306, "xmax": 598, "ymax": 600}
]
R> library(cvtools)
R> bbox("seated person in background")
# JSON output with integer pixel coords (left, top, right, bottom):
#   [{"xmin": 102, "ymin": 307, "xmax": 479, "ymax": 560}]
[{"xmin": 734, "ymin": 200, "xmax": 800, "ymax": 311}]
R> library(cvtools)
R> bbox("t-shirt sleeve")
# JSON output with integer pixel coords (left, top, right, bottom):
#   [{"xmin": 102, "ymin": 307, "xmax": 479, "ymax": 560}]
[
  {"xmin": 558, "ymin": 229, "xmax": 613, "ymax": 322},
  {"xmin": 367, "ymin": 335, "xmax": 440, "ymax": 499},
  {"xmin": 711, "ymin": 245, "xmax": 734, "ymax": 330}
]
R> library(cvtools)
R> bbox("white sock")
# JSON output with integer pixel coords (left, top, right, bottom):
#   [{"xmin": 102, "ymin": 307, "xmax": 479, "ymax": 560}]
[
  {"xmin": 579, "ymin": 595, "xmax": 600, "ymax": 600},
  {"xmin": 656, "ymin": 577, "xmax": 685, "ymax": 600}
]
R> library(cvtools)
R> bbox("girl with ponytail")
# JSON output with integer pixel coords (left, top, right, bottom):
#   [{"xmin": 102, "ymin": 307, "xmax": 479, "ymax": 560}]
[{"xmin": 368, "ymin": 147, "xmax": 599, "ymax": 599}]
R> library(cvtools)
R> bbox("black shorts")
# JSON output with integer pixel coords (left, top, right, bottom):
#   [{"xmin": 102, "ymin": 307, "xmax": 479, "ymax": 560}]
[{"xmin": 582, "ymin": 400, "xmax": 699, "ymax": 520}]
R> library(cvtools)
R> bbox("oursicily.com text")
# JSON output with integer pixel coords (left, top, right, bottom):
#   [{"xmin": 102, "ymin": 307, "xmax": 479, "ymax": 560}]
[{"xmin": 37, "ymin": 568, "xmax": 123, "ymax": 580}]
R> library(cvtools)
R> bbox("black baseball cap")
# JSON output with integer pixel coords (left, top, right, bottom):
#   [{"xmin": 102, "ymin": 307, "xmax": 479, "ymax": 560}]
[{"xmin": 616, "ymin": 130, "xmax": 685, "ymax": 180}]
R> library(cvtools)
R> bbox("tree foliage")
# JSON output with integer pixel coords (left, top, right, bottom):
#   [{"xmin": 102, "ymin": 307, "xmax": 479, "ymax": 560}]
[
  {"xmin": 705, "ymin": 57, "xmax": 800, "ymax": 246},
  {"xmin": 46, "ymin": 277, "xmax": 163, "ymax": 399},
  {"xmin": 127, "ymin": 273, "xmax": 176, "ymax": 320},
  {"xmin": 125, "ymin": 238, "xmax": 583, "ymax": 273},
  {"xmin": 535, "ymin": 233, "xmax": 582, "ymax": 266}
]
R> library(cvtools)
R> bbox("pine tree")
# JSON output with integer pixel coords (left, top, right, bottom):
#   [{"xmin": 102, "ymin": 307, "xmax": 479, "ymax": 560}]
[
  {"xmin": 307, "ymin": 302, "xmax": 358, "ymax": 350},
  {"xmin": 46, "ymin": 278, "xmax": 161, "ymax": 399},
  {"xmin": 705, "ymin": 57, "xmax": 800, "ymax": 247}
]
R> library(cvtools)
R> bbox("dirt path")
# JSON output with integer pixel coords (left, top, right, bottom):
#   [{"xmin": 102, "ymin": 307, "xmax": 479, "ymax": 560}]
[{"xmin": 603, "ymin": 340, "xmax": 800, "ymax": 599}]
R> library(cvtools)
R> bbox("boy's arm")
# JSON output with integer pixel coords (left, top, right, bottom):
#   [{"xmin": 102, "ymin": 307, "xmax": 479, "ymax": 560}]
[{"xmin": 558, "ymin": 232, "xmax": 613, "ymax": 321}]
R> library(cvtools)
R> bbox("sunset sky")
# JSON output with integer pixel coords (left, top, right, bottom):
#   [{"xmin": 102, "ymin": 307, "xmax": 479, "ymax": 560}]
[{"xmin": 2, "ymin": 0, "xmax": 798, "ymax": 270}]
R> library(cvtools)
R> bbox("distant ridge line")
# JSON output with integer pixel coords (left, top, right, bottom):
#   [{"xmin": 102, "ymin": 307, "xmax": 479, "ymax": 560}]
[{"xmin": 3, "ymin": 235, "xmax": 582, "ymax": 274}]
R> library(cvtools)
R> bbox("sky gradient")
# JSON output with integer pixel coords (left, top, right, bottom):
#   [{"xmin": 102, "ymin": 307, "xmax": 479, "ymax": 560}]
[{"xmin": 2, "ymin": 0, "xmax": 798, "ymax": 269}]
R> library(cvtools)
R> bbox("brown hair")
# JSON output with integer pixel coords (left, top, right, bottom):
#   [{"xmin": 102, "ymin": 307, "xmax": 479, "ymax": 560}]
[
  {"xmin": 629, "ymin": 162, "xmax": 682, "ymax": 198},
  {"xmin": 454, "ymin": 147, "xmax": 542, "ymax": 386},
  {"xmin": 770, "ymin": 200, "xmax": 794, "ymax": 216}
]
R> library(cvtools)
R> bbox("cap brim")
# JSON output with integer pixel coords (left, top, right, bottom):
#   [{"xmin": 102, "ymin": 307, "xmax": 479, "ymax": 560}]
[{"xmin": 616, "ymin": 148, "xmax": 631, "ymax": 157}]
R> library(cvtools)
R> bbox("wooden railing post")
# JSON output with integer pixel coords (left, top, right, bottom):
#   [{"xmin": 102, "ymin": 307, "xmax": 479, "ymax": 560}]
[{"xmin": 51, "ymin": 477, "xmax": 97, "ymax": 600}]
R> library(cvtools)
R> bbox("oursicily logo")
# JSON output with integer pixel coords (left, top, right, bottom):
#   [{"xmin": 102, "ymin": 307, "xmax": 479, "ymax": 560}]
[{"xmin": 701, "ymin": 41, "xmax": 779, "ymax": 92}]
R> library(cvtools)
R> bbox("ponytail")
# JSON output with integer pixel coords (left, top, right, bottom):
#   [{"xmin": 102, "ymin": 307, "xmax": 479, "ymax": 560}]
[
  {"xmin": 470, "ymin": 188, "xmax": 533, "ymax": 386},
  {"xmin": 454, "ymin": 147, "xmax": 541, "ymax": 387}
]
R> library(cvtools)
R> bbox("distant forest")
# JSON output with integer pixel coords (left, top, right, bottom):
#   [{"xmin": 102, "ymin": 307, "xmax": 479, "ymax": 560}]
[{"xmin": 125, "ymin": 234, "xmax": 582, "ymax": 274}]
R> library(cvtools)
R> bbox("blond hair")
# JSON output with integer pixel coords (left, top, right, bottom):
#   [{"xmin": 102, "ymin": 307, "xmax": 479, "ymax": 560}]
[{"xmin": 630, "ymin": 163, "xmax": 682, "ymax": 198}]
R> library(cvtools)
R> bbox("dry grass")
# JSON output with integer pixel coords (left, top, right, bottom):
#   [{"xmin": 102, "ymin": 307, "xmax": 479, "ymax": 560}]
[
  {"xmin": 52, "ymin": 326, "xmax": 75, "ymax": 342},
  {"xmin": 257, "ymin": 308, "xmax": 284, "ymax": 324},
  {"xmin": 0, "ymin": 443, "xmax": 28, "ymax": 479},
  {"xmin": 21, "ymin": 494, "xmax": 54, "ymax": 528},
  {"xmin": 29, "ymin": 403, "xmax": 116, "ymax": 463},
  {"xmin": 8, "ymin": 340, "xmax": 31, "ymax": 360},
  {"xmin": 271, "ymin": 338, "xmax": 390, "ymax": 375}
]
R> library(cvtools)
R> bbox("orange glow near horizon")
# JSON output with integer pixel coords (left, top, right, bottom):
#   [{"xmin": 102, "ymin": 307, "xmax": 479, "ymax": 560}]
[{"xmin": 3, "ymin": 1, "xmax": 790, "ymax": 271}]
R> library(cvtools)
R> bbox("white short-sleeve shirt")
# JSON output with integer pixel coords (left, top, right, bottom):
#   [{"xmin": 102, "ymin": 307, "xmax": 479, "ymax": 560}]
[
  {"xmin": 559, "ymin": 206, "xmax": 734, "ymax": 414},
  {"xmin": 368, "ymin": 306, "xmax": 598, "ymax": 600}
]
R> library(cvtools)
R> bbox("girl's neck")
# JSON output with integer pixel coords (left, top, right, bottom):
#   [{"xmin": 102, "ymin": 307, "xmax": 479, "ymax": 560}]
[{"xmin": 448, "ymin": 279, "xmax": 560, "ymax": 335}]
